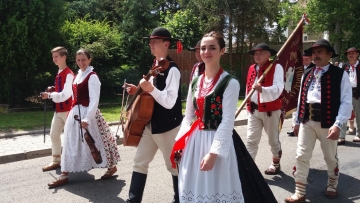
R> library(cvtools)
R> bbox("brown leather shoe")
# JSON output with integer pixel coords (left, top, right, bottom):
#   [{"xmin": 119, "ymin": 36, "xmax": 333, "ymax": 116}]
[
  {"xmin": 337, "ymin": 138, "xmax": 345, "ymax": 145},
  {"xmin": 264, "ymin": 164, "xmax": 280, "ymax": 175},
  {"xmin": 325, "ymin": 188, "xmax": 338, "ymax": 199},
  {"xmin": 101, "ymin": 166, "xmax": 117, "ymax": 180},
  {"xmin": 284, "ymin": 194, "xmax": 306, "ymax": 203},
  {"xmin": 48, "ymin": 177, "xmax": 69, "ymax": 188},
  {"xmin": 42, "ymin": 163, "xmax": 61, "ymax": 172}
]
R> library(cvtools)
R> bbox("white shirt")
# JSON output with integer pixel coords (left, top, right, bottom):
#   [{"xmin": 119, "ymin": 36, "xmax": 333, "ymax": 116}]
[
  {"xmin": 348, "ymin": 60, "xmax": 359, "ymax": 88},
  {"xmin": 250, "ymin": 63, "xmax": 284, "ymax": 104},
  {"xmin": 295, "ymin": 64, "xmax": 352, "ymax": 129},
  {"xmin": 149, "ymin": 63, "xmax": 181, "ymax": 109}
]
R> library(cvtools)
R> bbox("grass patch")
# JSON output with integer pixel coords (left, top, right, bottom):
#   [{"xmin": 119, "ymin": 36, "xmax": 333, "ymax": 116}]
[{"xmin": 0, "ymin": 99, "xmax": 244, "ymax": 132}]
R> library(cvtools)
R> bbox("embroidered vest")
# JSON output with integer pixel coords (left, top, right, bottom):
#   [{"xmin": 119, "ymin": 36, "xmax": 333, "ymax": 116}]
[
  {"xmin": 72, "ymin": 72, "xmax": 97, "ymax": 107},
  {"xmin": 342, "ymin": 60, "xmax": 360, "ymax": 98},
  {"xmin": 191, "ymin": 74, "xmax": 235, "ymax": 130},
  {"xmin": 150, "ymin": 56, "xmax": 183, "ymax": 134},
  {"xmin": 297, "ymin": 65, "xmax": 343, "ymax": 128},
  {"xmin": 246, "ymin": 62, "xmax": 282, "ymax": 112},
  {"xmin": 55, "ymin": 67, "xmax": 74, "ymax": 112}
]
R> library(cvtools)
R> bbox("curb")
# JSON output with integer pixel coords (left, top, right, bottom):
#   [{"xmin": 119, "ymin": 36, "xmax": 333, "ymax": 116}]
[
  {"xmin": 0, "ymin": 121, "xmax": 122, "ymax": 140},
  {"xmin": 0, "ymin": 137, "xmax": 124, "ymax": 165},
  {"xmin": 0, "ymin": 120, "xmax": 248, "ymax": 164}
]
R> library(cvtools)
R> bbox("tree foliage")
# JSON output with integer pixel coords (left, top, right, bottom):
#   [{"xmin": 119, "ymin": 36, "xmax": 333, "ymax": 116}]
[
  {"xmin": 279, "ymin": 0, "xmax": 360, "ymax": 62},
  {"xmin": 0, "ymin": 0, "xmax": 66, "ymax": 106},
  {"xmin": 161, "ymin": 9, "xmax": 204, "ymax": 49},
  {"xmin": 61, "ymin": 15, "xmax": 125, "ymax": 93}
]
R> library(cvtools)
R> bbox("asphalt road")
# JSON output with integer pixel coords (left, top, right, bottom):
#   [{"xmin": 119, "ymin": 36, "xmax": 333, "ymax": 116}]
[{"xmin": 0, "ymin": 119, "xmax": 360, "ymax": 203}]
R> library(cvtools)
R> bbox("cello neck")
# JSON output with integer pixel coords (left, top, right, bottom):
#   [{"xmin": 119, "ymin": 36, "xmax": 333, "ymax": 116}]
[{"xmin": 125, "ymin": 71, "xmax": 152, "ymax": 111}]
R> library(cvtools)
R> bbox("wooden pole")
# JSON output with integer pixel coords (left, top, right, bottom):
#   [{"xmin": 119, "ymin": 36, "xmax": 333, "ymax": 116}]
[{"xmin": 235, "ymin": 17, "xmax": 305, "ymax": 118}]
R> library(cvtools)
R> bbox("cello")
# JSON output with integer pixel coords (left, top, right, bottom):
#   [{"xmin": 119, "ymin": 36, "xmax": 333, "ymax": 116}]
[{"xmin": 122, "ymin": 58, "xmax": 170, "ymax": 147}]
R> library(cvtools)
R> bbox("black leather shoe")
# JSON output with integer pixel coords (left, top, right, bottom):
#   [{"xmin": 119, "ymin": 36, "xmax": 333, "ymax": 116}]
[{"xmin": 287, "ymin": 131, "xmax": 295, "ymax": 137}]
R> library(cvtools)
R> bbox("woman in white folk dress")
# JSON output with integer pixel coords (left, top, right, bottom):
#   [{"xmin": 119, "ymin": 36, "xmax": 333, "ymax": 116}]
[
  {"xmin": 171, "ymin": 32, "xmax": 277, "ymax": 203},
  {"xmin": 47, "ymin": 49, "xmax": 121, "ymax": 188}
]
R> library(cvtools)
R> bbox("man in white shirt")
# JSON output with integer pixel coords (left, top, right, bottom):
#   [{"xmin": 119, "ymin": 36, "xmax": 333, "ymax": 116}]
[
  {"xmin": 338, "ymin": 47, "xmax": 360, "ymax": 145},
  {"xmin": 245, "ymin": 43, "xmax": 284, "ymax": 175},
  {"xmin": 285, "ymin": 39, "xmax": 352, "ymax": 202}
]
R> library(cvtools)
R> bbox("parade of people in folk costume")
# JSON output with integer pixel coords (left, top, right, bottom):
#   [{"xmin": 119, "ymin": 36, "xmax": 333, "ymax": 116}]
[{"xmin": 23, "ymin": 11, "xmax": 359, "ymax": 203}]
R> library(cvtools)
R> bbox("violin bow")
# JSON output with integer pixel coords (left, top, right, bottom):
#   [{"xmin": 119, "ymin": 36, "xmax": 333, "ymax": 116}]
[
  {"xmin": 116, "ymin": 79, "xmax": 127, "ymax": 137},
  {"xmin": 43, "ymin": 99, "xmax": 47, "ymax": 143}
]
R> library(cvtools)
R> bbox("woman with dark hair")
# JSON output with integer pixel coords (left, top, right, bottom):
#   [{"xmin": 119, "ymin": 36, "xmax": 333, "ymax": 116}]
[
  {"xmin": 171, "ymin": 32, "xmax": 277, "ymax": 203},
  {"xmin": 47, "ymin": 49, "xmax": 121, "ymax": 188}
]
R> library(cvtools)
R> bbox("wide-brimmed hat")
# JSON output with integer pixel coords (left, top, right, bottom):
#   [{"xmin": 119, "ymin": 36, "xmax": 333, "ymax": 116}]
[
  {"xmin": 247, "ymin": 43, "xmax": 277, "ymax": 56},
  {"xmin": 304, "ymin": 39, "xmax": 338, "ymax": 58},
  {"xmin": 143, "ymin": 27, "xmax": 179, "ymax": 41},
  {"xmin": 302, "ymin": 50, "xmax": 312, "ymax": 57},
  {"xmin": 143, "ymin": 27, "xmax": 182, "ymax": 53},
  {"xmin": 343, "ymin": 47, "xmax": 360, "ymax": 55},
  {"xmin": 189, "ymin": 40, "xmax": 201, "ymax": 51}
]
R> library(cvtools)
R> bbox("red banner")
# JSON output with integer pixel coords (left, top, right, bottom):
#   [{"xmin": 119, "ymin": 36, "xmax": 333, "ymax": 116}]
[{"xmin": 278, "ymin": 24, "xmax": 304, "ymax": 130}]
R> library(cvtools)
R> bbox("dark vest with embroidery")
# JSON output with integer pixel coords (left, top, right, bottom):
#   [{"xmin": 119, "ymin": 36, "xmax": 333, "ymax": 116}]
[
  {"xmin": 342, "ymin": 60, "xmax": 360, "ymax": 98},
  {"xmin": 191, "ymin": 74, "xmax": 235, "ymax": 130},
  {"xmin": 150, "ymin": 57, "xmax": 183, "ymax": 134},
  {"xmin": 246, "ymin": 61, "xmax": 282, "ymax": 112},
  {"xmin": 297, "ymin": 64, "xmax": 344, "ymax": 128},
  {"xmin": 72, "ymin": 72, "xmax": 97, "ymax": 107},
  {"xmin": 55, "ymin": 67, "xmax": 74, "ymax": 112}
]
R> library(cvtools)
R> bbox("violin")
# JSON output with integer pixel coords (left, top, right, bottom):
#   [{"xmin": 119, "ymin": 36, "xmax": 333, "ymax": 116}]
[
  {"xmin": 74, "ymin": 115, "xmax": 103, "ymax": 164},
  {"xmin": 122, "ymin": 58, "xmax": 171, "ymax": 147}
]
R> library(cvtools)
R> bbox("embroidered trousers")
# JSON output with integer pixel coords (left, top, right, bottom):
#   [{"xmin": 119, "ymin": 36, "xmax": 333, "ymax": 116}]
[
  {"xmin": 246, "ymin": 109, "xmax": 282, "ymax": 159},
  {"xmin": 133, "ymin": 123, "xmax": 180, "ymax": 176},
  {"xmin": 294, "ymin": 120, "xmax": 339, "ymax": 185},
  {"xmin": 49, "ymin": 111, "xmax": 68, "ymax": 163}
]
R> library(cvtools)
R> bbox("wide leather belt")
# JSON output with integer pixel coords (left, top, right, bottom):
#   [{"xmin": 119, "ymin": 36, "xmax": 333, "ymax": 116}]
[
  {"xmin": 251, "ymin": 102, "xmax": 258, "ymax": 110},
  {"xmin": 308, "ymin": 103, "xmax": 321, "ymax": 122}
]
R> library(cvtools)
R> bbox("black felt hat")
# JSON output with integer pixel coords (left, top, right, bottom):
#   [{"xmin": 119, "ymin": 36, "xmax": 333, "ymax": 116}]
[
  {"xmin": 302, "ymin": 49, "xmax": 312, "ymax": 57},
  {"xmin": 143, "ymin": 27, "xmax": 179, "ymax": 41},
  {"xmin": 143, "ymin": 27, "xmax": 183, "ymax": 53},
  {"xmin": 247, "ymin": 43, "xmax": 277, "ymax": 56},
  {"xmin": 304, "ymin": 39, "xmax": 338, "ymax": 58},
  {"xmin": 189, "ymin": 40, "xmax": 201, "ymax": 51},
  {"xmin": 343, "ymin": 47, "xmax": 360, "ymax": 55}
]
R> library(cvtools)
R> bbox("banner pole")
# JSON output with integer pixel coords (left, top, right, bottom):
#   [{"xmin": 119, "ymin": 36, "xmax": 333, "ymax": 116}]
[{"xmin": 235, "ymin": 17, "xmax": 305, "ymax": 118}]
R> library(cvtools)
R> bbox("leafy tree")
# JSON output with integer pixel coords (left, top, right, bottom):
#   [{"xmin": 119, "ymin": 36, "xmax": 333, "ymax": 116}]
[
  {"xmin": 61, "ymin": 15, "xmax": 125, "ymax": 94},
  {"xmin": 279, "ymin": 0, "xmax": 360, "ymax": 62},
  {"xmin": 120, "ymin": 0, "xmax": 158, "ymax": 73},
  {"xmin": 0, "ymin": 0, "xmax": 66, "ymax": 106},
  {"xmin": 161, "ymin": 9, "xmax": 204, "ymax": 49}
]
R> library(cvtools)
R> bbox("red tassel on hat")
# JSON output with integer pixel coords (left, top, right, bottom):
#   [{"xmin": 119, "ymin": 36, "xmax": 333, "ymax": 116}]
[{"xmin": 177, "ymin": 41, "xmax": 183, "ymax": 54}]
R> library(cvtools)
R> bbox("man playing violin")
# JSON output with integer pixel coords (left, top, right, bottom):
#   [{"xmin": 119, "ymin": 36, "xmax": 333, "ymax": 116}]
[{"xmin": 124, "ymin": 27, "xmax": 183, "ymax": 203}]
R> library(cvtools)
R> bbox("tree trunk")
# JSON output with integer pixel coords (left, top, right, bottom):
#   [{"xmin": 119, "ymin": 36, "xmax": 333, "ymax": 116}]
[
  {"xmin": 333, "ymin": 20, "xmax": 342, "ymax": 62},
  {"xmin": 228, "ymin": 12, "xmax": 233, "ymax": 70}
]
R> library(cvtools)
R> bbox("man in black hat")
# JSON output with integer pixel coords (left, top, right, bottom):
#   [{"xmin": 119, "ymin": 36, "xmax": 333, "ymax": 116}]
[
  {"xmin": 124, "ymin": 27, "xmax": 183, "ymax": 203},
  {"xmin": 245, "ymin": 43, "xmax": 284, "ymax": 175},
  {"xmin": 189, "ymin": 40, "xmax": 205, "ymax": 82},
  {"xmin": 338, "ymin": 47, "xmax": 360, "ymax": 145},
  {"xmin": 285, "ymin": 39, "xmax": 352, "ymax": 202},
  {"xmin": 288, "ymin": 50, "xmax": 315, "ymax": 136}
]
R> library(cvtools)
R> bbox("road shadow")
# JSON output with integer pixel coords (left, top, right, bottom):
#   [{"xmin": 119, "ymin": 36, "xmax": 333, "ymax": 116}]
[
  {"xmin": 266, "ymin": 171, "xmax": 295, "ymax": 193},
  {"xmin": 267, "ymin": 169, "xmax": 360, "ymax": 203},
  {"xmin": 49, "ymin": 171, "xmax": 126, "ymax": 202}
]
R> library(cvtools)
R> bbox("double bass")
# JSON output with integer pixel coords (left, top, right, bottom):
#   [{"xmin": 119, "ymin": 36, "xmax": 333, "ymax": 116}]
[{"xmin": 122, "ymin": 58, "xmax": 170, "ymax": 146}]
